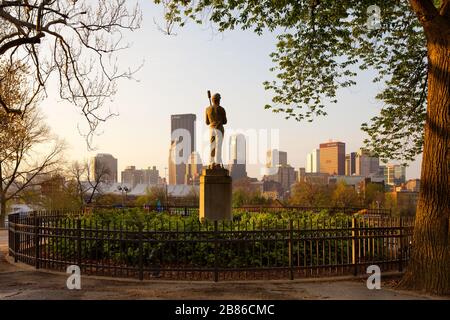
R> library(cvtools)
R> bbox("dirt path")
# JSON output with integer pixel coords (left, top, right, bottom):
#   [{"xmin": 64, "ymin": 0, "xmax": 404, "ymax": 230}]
[{"xmin": 0, "ymin": 230, "xmax": 445, "ymax": 300}]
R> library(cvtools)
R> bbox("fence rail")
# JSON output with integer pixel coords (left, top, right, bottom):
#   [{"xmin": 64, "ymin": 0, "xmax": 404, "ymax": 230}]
[{"xmin": 8, "ymin": 210, "xmax": 412, "ymax": 281}]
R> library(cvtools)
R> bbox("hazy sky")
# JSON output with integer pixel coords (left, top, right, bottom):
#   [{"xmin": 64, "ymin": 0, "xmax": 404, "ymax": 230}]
[{"xmin": 40, "ymin": 1, "xmax": 422, "ymax": 180}]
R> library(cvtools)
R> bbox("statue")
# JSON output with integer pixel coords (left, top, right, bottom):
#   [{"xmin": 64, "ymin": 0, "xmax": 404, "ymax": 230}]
[
  {"xmin": 205, "ymin": 91, "xmax": 227, "ymax": 169},
  {"xmin": 200, "ymin": 91, "xmax": 232, "ymax": 222}
]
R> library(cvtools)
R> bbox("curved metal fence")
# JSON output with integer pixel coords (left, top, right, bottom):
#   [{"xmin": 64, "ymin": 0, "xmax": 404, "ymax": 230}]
[{"xmin": 8, "ymin": 210, "xmax": 413, "ymax": 281}]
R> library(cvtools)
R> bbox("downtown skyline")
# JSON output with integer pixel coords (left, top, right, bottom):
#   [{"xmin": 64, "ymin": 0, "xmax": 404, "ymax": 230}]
[{"xmin": 35, "ymin": 1, "xmax": 421, "ymax": 180}]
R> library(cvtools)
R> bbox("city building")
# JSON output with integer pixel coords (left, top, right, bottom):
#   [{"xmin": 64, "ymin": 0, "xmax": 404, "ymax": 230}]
[
  {"xmin": 382, "ymin": 164, "xmax": 406, "ymax": 186},
  {"xmin": 319, "ymin": 141, "xmax": 345, "ymax": 175},
  {"xmin": 328, "ymin": 175, "xmax": 384, "ymax": 194},
  {"xmin": 306, "ymin": 149, "xmax": 320, "ymax": 173},
  {"xmin": 345, "ymin": 152, "xmax": 357, "ymax": 176},
  {"xmin": 143, "ymin": 166, "xmax": 160, "ymax": 185},
  {"xmin": 298, "ymin": 167, "xmax": 330, "ymax": 185},
  {"xmin": 168, "ymin": 114, "xmax": 196, "ymax": 185},
  {"xmin": 228, "ymin": 134, "xmax": 247, "ymax": 180},
  {"xmin": 90, "ymin": 153, "xmax": 118, "ymax": 183},
  {"xmin": 185, "ymin": 152, "xmax": 203, "ymax": 185},
  {"xmin": 264, "ymin": 150, "xmax": 295, "ymax": 195},
  {"xmin": 121, "ymin": 166, "xmax": 143, "ymax": 187},
  {"xmin": 355, "ymin": 148, "xmax": 380, "ymax": 177},
  {"xmin": 266, "ymin": 149, "xmax": 287, "ymax": 167},
  {"xmin": 121, "ymin": 166, "xmax": 160, "ymax": 188}
]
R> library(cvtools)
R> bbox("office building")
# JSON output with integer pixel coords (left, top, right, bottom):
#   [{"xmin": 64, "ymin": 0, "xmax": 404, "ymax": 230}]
[
  {"xmin": 266, "ymin": 149, "xmax": 287, "ymax": 167},
  {"xmin": 143, "ymin": 166, "xmax": 159, "ymax": 185},
  {"xmin": 185, "ymin": 151, "xmax": 203, "ymax": 185},
  {"xmin": 121, "ymin": 166, "xmax": 160, "ymax": 187},
  {"xmin": 355, "ymin": 148, "xmax": 379, "ymax": 177},
  {"xmin": 345, "ymin": 152, "xmax": 357, "ymax": 176},
  {"xmin": 319, "ymin": 141, "xmax": 345, "ymax": 175},
  {"xmin": 306, "ymin": 149, "xmax": 320, "ymax": 173},
  {"xmin": 228, "ymin": 134, "xmax": 247, "ymax": 180},
  {"xmin": 298, "ymin": 168, "xmax": 330, "ymax": 185},
  {"xmin": 121, "ymin": 166, "xmax": 143, "ymax": 187},
  {"xmin": 263, "ymin": 165, "xmax": 296, "ymax": 195},
  {"xmin": 169, "ymin": 114, "xmax": 196, "ymax": 185},
  {"xmin": 90, "ymin": 153, "xmax": 118, "ymax": 183},
  {"xmin": 264, "ymin": 149, "xmax": 295, "ymax": 195},
  {"xmin": 382, "ymin": 164, "xmax": 407, "ymax": 186}
]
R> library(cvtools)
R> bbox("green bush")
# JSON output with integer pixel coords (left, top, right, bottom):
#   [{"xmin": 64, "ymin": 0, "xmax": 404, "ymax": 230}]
[{"xmin": 44, "ymin": 208, "xmax": 390, "ymax": 270}]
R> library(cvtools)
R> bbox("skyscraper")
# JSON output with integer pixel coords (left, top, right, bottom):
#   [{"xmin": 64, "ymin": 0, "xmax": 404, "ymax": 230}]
[
  {"xmin": 228, "ymin": 134, "xmax": 247, "ymax": 180},
  {"xmin": 382, "ymin": 164, "xmax": 406, "ymax": 186},
  {"xmin": 355, "ymin": 148, "xmax": 379, "ymax": 177},
  {"xmin": 185, "ymin": 151, "xmax": 203, "ymax": 185},
  {"xmin": 306, "ymin": 149, "xmax": 320, "ymax": 173},
  {"xmin": 169, "ymin": 114, "xmax": 196, "ymax": 185},
  {"xmin": 90, "ymin": 153, "xmax": 118, "ymax": 183},
  {"xmin": 345, "ymin": 152, "xmax": 357, "ymax": 176},
  {"xmin": 319, "ymin": 141, "xmax": 345, "ymax": 175},
  {"xmin": 266, "ymin": 149, "xmax": 287, "ymax": 167},
  {"xmin": 264, "ymin": 149, "xmax": 295, "ymax": 195}
]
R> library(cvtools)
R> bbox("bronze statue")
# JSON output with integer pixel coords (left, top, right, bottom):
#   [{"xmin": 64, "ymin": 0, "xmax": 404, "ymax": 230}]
[{"xmin": 205, "ymin": 91, "xmax": 227, "ymax": 169}]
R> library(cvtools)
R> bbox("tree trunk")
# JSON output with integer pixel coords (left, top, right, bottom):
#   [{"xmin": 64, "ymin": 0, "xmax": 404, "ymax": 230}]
[
  {"xmin": 400, "ymin": 21, "xmax": 450, "ymax": 294},
  {"xmin": 0, "ymin": 198, "xmax": 6, "ymax": 229}
]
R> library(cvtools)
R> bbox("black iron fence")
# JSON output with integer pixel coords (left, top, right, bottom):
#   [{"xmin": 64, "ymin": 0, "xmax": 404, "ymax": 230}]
[{"xmin": 8, "ymin": 210, "xmax": 412, "ymax": 281}]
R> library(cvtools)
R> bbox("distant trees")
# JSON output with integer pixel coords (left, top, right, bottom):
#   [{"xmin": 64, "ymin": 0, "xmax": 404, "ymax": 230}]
[
  {"xmin": 363, "ymin": 183, "xmax": 385, "ymax": 208},
  {"xmin": 232, "ymin": 189, "xmax": 271, "ymax": 207},
  {"xmin": 290, "ymin": 181, "xmax": 372, "ymax": 208},
  {"xmin": 332, "ymin": 181, "xmax": 360, "ymax": 207},
  {"xmin": 289, "ymin": 181, "xmax": 333, "ymax": 207},
  {"xmin": 231, "ymin": 177, "xmax": 272, "ymax": 207},
  {"xmin": 0, "ymin": 104, "xmax": 64, "ymax": 227},
  {"xmin": 135, "ymin": 186, "xmax": 167, "ymax": 206}
]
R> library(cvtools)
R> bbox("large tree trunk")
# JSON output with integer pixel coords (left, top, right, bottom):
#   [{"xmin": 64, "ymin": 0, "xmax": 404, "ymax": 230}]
[
  {"xmin": 0, "ymin": 198, "xmax": 6, "ymax": 229},
  {"xmin": 400, "ymin": 8, "xmax": 450, "ymax": 294}
]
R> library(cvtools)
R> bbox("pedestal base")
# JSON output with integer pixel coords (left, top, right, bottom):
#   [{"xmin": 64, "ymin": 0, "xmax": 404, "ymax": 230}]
[{"xmin": 199, "ymin": 167, "xmax": 232, "ymax": 221}]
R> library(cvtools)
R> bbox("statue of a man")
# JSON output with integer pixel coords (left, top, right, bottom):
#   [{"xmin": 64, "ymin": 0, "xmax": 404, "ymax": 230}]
[{"xmin": 205, "ymin": 93, "xmax": 227, "ymax": 169}]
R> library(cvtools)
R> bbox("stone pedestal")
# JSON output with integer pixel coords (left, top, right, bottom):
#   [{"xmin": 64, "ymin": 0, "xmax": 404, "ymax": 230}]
[{"xmin": 199, "ymin": 167, "xmax": 232, "ymax": 221}]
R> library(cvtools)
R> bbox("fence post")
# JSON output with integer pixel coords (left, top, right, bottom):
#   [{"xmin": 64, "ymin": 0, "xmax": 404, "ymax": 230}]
[
  {"xmin": 288, "ymin": 220, "xmax": 294, "ymax": 280},
  {"xmin": 352, "ymin": 218, "xmax": 358, "ymax": 276},
  {"xmin": 77, "ymin": 218, "xmax": 82, "ymax": 268},
  {"xmin": 398, "ymin": 216, "xmax": 403, "ymax": 272},
  {"xmin": 34, "ymin": 215, "xmax": 40, "ymax": 269},
  {"xmin": 138, "ymin": 225, "xmax": 144, "ymax": 281},
  {"xmin": 13, "ymin": 216, "xmax": 19, "ymax": 263},
  {"xmin": 214, "ymin": 220, "xmax": 219, "ymax": 282}
]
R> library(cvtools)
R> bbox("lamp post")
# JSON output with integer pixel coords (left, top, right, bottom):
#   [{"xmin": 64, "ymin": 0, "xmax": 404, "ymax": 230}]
[{"xmin": 118, "ymin": 185, "xmax": 129, "ymax": 207}]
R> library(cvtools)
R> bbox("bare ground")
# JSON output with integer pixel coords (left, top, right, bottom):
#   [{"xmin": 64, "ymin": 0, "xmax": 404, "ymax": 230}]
[{"xmin": 0, "ymin": 230, "xmax": 446, "ymax": 300}]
